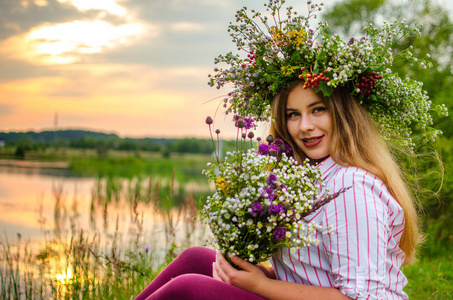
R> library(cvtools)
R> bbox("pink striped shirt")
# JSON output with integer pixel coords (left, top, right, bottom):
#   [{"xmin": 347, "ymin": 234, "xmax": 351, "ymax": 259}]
[{"xmin": 270, "ymin": 157, "xmax": 408, "ymax": 299}]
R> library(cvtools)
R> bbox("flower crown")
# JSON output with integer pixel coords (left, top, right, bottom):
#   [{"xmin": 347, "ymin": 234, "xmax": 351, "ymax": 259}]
[{"xmin": 208, "ymin": 0, "xmax": 448, "ymax": 145}]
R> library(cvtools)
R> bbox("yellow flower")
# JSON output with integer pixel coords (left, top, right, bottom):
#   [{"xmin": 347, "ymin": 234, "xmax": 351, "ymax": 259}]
[
  {"xmin": 269, "ymin": 27, "xmax": 284, "ymax": 41},
  {"xmin": 216, "ymin": 176, "xmax": 230, "ymax": 194},
  {"xmin": 281, "ymin": 66, "xmax": 294, "ymax": 76},
  {"xmin": 289, "ymin": 28, "xmax": 306, "ymax": 46}
]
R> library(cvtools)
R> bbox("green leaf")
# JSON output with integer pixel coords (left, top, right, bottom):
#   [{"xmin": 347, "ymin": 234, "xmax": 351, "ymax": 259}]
[
  {"xmin": 318, "ymin": 81, "xmax": 334, "ymax": 96},
  {"xmin": 291, "ymin": 51, "xmax": 301, "ymax": 61},
  {"xmin": 265, "ymin": 64, "xmax": 278, "ymax": 73}
]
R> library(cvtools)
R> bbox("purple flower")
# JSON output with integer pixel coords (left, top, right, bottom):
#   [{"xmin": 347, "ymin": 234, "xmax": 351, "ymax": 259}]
[
  {"xmin": 266, "ymin": 173, "xmax": 277, "ymax": 185},
  {"xmin": 145, "ymin": 246, "xmax": 150, "ymax": 252},
  {"xmin": 262, "ymin": 186, "xmax": 276, "ymax": 201},
  {"xmin": 258, "ymin": 143, "xmax": 270, "ymax": 155},
  {"xmin": 272, "ymin": 227, "xmax": 286, "ymax": 242},
  {"xmin": 269, "ymin": 203, "xmax": 286, "ymax": 214},
  {"xmin": 250, "ymin": 202, "xmax": 264, "ymax": 217},
  {"xmin": 272, "ymin": 138, "xmax": 292, "ymax": 154},
  {"xmin": 269, "ymin": 144, "xmax": 279, "ymax": 153},
  {"xmin": 243, "ymin": 117, "xmax": 255, "ymax": 129}
]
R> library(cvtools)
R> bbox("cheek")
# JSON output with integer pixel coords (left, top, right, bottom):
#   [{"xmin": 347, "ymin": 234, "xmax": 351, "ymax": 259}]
[
  {"xmin": 321, "ymin": 114, "xmax": 333, "ymax": 133},
  {"xmin": 286, "ymin": 122, "xmax": 296, "ymax": 136}
]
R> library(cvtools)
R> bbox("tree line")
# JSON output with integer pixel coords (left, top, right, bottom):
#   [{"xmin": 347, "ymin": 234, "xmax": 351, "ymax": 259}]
[{"xmin": 0, "ymin": 130, "xmax": 215, "ymax": 157}]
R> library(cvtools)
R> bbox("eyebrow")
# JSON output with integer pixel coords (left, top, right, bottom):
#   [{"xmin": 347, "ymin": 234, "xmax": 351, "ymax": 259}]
[
  {"xmin": 286, "ymin": 100, "xmax": 325, "ymax": 111},
  {"xmin": 307, "ymin": 100, "xmax": 324, "ymax": 108}
]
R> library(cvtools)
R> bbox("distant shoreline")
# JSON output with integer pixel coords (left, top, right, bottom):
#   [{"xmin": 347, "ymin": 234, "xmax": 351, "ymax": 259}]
[{"xmin": 0, "ymin": 159, "xmax": 69, "ymax": 169}]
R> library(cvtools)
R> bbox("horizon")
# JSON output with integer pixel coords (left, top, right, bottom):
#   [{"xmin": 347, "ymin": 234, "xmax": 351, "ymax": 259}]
[{"xmin": 0, "ymin": 126, "xmax": 272, "ymax": 140}]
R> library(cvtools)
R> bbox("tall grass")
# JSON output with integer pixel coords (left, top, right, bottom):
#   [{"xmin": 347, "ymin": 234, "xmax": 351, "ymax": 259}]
[{"xmin": 0, "ymin": 173, "xmax": 209, "ymax": 299}]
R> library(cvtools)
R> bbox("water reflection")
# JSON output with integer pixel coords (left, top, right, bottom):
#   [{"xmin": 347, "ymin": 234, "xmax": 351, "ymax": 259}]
[
  {"xmin": 0, "ymin": 164, "xmax": 212, "ymax": 299},
  {"xmin": 0, "ymin": 165, "xmax": 210, "ymax": 241}
]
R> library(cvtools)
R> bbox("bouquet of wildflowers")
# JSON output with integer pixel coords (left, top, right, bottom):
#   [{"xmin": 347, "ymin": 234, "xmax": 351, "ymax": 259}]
[{"xmin": 202, "ymin": 117, "xmax": 339, "ymax": 264}]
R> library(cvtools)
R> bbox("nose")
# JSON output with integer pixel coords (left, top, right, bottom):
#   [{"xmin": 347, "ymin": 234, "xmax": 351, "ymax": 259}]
[{"xmin": 299, "ymin": 115, "xmax": 315, "ymax": 132}]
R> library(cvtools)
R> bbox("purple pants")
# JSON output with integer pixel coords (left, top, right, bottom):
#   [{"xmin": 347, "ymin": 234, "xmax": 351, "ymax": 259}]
[{"xmin": 134, "ymin": 247, "xmax": 266, "ymax": 300}]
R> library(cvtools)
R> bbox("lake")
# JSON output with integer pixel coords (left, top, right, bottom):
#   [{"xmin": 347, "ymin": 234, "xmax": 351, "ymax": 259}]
[{"xmin": 0, "ymin": 161, "xmax": 211, "ymax": 298}]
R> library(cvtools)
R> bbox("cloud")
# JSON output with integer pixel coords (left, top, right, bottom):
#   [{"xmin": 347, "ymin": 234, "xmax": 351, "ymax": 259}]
[
  {"xmin": 57, "ymin": 0, "xmax": 127, "ymax": 16},
  {"xmin": 0, "ymin": 19, "xmax": 156, "ymax": 65},
  {"xmin": 0, "ymin": 104, "xmax": 15, "ymax": 116},
  {"xmin": 170, "ymin": 22, "xmax": 205, "ymax": 32}
]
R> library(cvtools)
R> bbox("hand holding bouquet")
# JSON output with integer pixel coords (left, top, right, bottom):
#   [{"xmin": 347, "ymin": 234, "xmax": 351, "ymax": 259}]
[{"xmin": 202, "ymin": 117, "xmax": 339, "ymax": 265}]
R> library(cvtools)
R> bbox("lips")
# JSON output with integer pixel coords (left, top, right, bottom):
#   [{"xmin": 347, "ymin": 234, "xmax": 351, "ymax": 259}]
[{"xmin": 302, "ymin": 136, "xmax": 323, "ymax": 148}]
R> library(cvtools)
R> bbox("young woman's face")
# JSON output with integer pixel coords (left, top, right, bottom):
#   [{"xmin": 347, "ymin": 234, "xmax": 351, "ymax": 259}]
[{"xmin": 286, "ymin": 84, "xmax": 333, "ymax": 163}]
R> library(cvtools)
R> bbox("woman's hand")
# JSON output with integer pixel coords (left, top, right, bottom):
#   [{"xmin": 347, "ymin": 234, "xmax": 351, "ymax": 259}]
[
  {"xmin": 213, "ymin": 251, "xmax": 352, "ymax": 300},
  {"xmin": 212, "ymin": 251, "xmax": 271, "ymax": 294}
]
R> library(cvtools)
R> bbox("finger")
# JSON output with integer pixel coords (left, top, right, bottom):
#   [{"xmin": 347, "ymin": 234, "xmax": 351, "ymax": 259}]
[
  {"xmin": 214, "ymin": 257, "xmax": 230, "ymax": 283},
  {"xmin": 217, "ymin": 251, "xmax": 242, "ymax": 277},
  {"xmin": 216, "ymin": 251, "xmax": 237, "ymax": 275},
  {"xmin": 212, "ymin": 262, "xmax": 221, "ymax": 281},
  {"xmin": 230, "ymin": 255, "xmax": 255, "ymax": 272}
]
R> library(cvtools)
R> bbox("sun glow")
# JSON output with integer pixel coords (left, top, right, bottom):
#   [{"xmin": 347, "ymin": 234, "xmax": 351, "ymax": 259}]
[
  {"xmin": 0, "ymin": 20, "xmax": 150, "ymax": 65},
  {"xmin": 58, "ymin": 0, "xmax": 126, "ymax": 16},
  {"xmin": 56, "ymin": 267, "xmax": 73, "ymax": 284},
  {"xmin": 0, "ymin": 0, "xmax": 157, "ymax": 65},
  {"xmin": 29, "ymin": 20, "xmax": 145, "ymax": 53}
]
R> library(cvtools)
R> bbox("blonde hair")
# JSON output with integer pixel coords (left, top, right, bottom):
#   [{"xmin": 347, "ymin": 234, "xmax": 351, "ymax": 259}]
[{"xmin": 270, "ymin": 81, "xmax": 421, "ymax": 265}]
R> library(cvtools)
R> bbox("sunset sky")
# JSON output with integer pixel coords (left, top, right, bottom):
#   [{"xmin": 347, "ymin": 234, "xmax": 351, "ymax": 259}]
[{"xmin": 0, "ymin": 0, "xmax": 451, "ymax": 139}]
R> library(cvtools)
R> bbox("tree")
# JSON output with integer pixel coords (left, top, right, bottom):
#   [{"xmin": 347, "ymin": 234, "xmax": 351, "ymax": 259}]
[{"xmin": 322, "ymin": 0, "xmax": 453, "ymax": 254}]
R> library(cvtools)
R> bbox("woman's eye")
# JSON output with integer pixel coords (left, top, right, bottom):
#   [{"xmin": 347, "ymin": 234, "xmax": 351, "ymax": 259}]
[
  {"xmin": 313, "ymin": 107, "xmax": 326, "ymax": 114},
  {"xmin": 287, "ymin": 112, "xmax": 300, "ymax": 118}
]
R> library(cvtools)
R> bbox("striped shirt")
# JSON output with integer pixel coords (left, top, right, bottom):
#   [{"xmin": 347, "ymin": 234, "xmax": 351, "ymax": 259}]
[{"xmin": 270, "ymin": 157, "xmax": 408, "ymax": 300}]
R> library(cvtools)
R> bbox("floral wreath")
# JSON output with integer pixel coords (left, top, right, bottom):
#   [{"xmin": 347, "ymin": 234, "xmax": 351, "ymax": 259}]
[{"xmin": 208, "ymin": 0, "xmax": 448, "ymax": 145}]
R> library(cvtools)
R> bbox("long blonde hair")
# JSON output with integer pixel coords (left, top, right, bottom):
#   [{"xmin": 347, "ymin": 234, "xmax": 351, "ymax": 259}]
[{"xmin": 270, "ymin": 81, "xmax": 421, "ymax": 265}]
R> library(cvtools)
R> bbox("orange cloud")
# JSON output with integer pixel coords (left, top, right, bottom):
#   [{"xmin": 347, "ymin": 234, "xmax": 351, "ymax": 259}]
[
  {"xmin": 0, "ymin": 62, "xmax": 246, "ymax": 138},
  {"xmin": 0, "ymin": 20, "xmax": 155, "ymax": 65}
]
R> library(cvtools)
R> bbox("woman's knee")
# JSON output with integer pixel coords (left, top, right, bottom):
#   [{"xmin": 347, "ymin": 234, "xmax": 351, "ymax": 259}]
[{"xmin": 177, "ymin": 247, "xmax": 215, "ymax": 264}]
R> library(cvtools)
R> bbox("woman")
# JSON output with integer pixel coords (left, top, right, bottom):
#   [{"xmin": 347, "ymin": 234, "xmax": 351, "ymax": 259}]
[
  {"xmin": 135, "ymin": 1, "xmax": 447, "ymax": 298},
  {"xmin": 135, "ymin": 81, "xmax": 420, "ymax": 300}
]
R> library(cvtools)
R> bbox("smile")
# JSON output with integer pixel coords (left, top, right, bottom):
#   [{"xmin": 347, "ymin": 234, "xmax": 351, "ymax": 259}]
[{"xmin": 302, "ymin": 136, "xmax": 323, "ymax": 148}]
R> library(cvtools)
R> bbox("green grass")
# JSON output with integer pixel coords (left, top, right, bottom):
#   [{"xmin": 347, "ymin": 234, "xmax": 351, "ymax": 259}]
[
  {"xmin": 403, "ymin": 255, "xmax": 453, "ymax": 299},
  {"xmin": 0, "ymin": 195, "xmax": 204, "ymax": 299},
  {"xmin": 0, "ymin": 147, "xmax": 212, "ymax": 181}
]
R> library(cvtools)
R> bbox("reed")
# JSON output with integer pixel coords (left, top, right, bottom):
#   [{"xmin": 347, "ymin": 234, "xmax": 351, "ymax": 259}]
[{"xmin": 0, "ymin": 171, "xmax": 208, "ymax": 299}]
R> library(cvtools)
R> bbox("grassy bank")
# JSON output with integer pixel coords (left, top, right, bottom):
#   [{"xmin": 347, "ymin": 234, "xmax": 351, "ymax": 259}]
[
  {"xmin": 403, "ymin": 256, "xmax": 452, "ymax": 299},
  {"xmin": 0, "ymin": 147, "xmax": 212, "ymax": 181}
]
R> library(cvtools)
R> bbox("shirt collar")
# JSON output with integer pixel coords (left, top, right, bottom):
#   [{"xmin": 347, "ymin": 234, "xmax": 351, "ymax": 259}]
[{"xmin": 315, "ymin": 156, "xmax": 337, "ymax": 180}]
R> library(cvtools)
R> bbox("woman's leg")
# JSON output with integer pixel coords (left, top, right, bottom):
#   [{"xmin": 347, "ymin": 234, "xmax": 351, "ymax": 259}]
[
  {"xmin": 135, "ymin": 247, "xmax": 216, "ymax": 300},
  {"xmin": 146, "ymin": 273, "xmax": 267, "ymax": 300}
]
